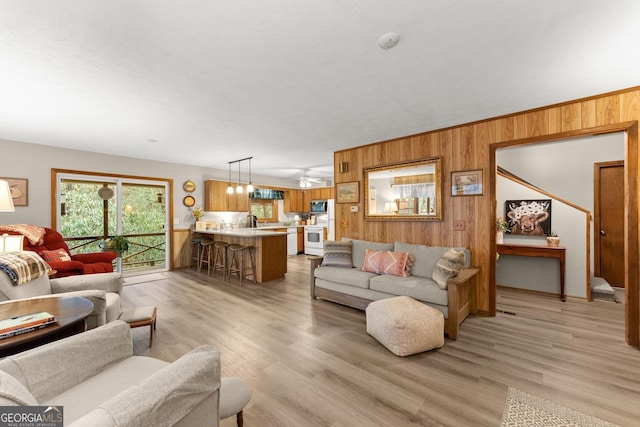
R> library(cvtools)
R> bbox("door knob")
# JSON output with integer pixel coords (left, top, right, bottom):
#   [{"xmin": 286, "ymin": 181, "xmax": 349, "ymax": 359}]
[{"xmin": 600, "ymin": 230, "xmax": 606, "ymax": 236}]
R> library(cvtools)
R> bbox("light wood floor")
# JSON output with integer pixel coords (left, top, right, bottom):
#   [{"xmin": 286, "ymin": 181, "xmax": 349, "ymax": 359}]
[{"xmin": 122, "ymin": 256, "xmax": 640, "ymax": 426}]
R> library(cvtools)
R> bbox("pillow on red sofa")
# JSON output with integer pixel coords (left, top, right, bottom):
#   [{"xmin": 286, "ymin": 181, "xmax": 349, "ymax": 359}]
[
  {"xmin": 41, "ymin": 249, "xmax": 72, "ymax": 262},
  {"xmin": 361, "ymin": 249, "xmax": 414, "ymax": 277}
]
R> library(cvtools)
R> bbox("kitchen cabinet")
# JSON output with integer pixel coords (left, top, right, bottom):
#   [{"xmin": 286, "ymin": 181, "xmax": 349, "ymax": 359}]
[
  {"xmin": 297, "ymin": 228, "xmax": 304, "ymax": 253},
  {"xmin": 302, "ymin": 187, "xmax": 334, "ymax": 212},
  {"xmin": 172, "ymin": 228, "xmax": 191, "ymax": 269},
  {"xmin": 284, "ymin": 189, "xmax": 304, "ymax": 212},
  {"xmin": 204, "ymin": 180, "xmax": 249, "ymax": 212}
]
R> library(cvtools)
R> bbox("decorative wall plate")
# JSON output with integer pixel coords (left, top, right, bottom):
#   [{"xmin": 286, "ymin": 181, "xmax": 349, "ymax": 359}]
[
  {"xmin": 183, "ymin": 195, "xmax": 196, "ymax": 207},
  {"xmin": 183, "ymin": 180, "xmax": 196, "ymax": 192}
]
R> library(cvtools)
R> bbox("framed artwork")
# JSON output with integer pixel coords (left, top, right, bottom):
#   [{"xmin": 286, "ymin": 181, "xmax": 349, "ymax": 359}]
[
  {"xmin": 0, "ymin": 177, "xmax": 28, "ymax": 206},
  {"xmin": 336, "ymin": 181, "xmax": 359, "ymax": 203},
  {"xmin": 504, "ymin": 199, "xmax": 552, "ymax": 236},
  {"xmin": 451, "ymin": 169, "xmax": 483, "ymax": 196}
]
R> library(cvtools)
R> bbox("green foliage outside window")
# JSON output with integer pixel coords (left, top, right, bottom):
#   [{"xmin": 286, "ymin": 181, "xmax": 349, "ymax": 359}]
[{"xmin": 59, "ymin": 181, "xmax": 166, "ymax": 272}]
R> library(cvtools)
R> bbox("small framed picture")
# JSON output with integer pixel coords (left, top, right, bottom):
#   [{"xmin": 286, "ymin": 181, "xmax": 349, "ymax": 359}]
[
  {"xmin": 451, "ymin": 169, "xmax": 483, "ymax": 196},
  {"xmin": 336, "ymin": 181, "xmax": 359, "ymax": 203},
  {"xmin": 0, "ymin": 177, "xmax": 28, "ymax": 206}
]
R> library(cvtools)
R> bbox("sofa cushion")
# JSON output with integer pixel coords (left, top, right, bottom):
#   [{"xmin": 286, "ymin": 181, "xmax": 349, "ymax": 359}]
[
  {"xmin": 321, "ymin": 240, "xmax": 353, "ymax": 268},
  {"xmin": 369, "ymin": 275, "xmax": 448, "ymax": 307},
  {"xmin": 44, "ymin": 356, "xmax": 169, "ymax": 424},
  {"xmin": 361, "ymin": 250, "xmax": 414, "ymax": 277},
  {"xmin": 342, "ymin": 238, "xmax": 394, "ymax": 269},
  {"xmin": 41, "ymin": 249, "xmax": 72, "ymax": 263},
  {"xmin": 393, "ymin": 243, "xmax": 451, "ymax": 278},
  {"xmin": 0, "ymin": 370, "xmax": 38, "ymax": 406},
  {"xmin": 432, "ymin": 249, "xmax": 466, "ymax": 289},
  {"xmin": 315, "ymin": 266, "xmax": 376, "ymax": 289}
]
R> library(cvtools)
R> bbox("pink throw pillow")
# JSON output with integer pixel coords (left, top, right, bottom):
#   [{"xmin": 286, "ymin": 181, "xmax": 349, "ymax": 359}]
[{"xmin": 361, "ymin": 250, "xmax": 414, "ymax": 277}]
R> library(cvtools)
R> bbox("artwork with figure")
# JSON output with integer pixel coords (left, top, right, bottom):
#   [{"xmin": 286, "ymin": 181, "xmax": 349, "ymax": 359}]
[{"xmin": 505, "ymin": 199, "xmax": 552, "ymax": 236}]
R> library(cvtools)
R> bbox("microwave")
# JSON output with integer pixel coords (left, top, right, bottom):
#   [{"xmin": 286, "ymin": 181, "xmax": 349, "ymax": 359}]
[{"xmin": 310, "ymin": 200, "xmax": 328, "ymax": 213}]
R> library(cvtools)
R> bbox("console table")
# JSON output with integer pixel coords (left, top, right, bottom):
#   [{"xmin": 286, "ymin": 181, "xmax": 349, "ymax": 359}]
[{"xmin": 497, "ymin": 243, "xmax": 567, "ymax": 301}]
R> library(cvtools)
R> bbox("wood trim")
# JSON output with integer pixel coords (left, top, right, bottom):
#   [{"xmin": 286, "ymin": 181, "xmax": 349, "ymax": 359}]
[{"xmin": 335, "ymin": 86, "xmax": 640, "ymax": 346}]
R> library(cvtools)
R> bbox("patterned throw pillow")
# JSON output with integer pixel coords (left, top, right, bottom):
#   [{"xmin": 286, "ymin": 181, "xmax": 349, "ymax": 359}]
[
  {"xmin": 432, "ymin": 248, "xmax": 466, "ymax": 289},
  {"xmin": 41, "ymin": 249, "xmax": 72, "ymax": 262},
  {"xmin": 321, "ymin": 240, "xmax": 353, "ymax": 268},
  {"xmin": 361, "ymin": 250, "xmax": 414, "ymax": 277}
]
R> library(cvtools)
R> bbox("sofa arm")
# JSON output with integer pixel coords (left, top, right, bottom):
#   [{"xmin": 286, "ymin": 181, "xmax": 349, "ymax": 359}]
[
  {"xmin": 50, "ymin": 272, "xmax": 124, "ymax": 295},
  {"xmin": 71, "ymin": 345, "xmax": 221, "ymax": 427},
  {"xmin": 71, "ymin": 252, "xmax": 117, "ymax": 264},
  {"xmin": 38, "ymin": 290, "xmax": 108, "ymax": 329},
  {"xmin": 308, "ymin": 256, "xmax": 323, "ymax": 298},
  {"xmin": 0, "ymin": 321, "xmax": 133, "ymax": 403}
]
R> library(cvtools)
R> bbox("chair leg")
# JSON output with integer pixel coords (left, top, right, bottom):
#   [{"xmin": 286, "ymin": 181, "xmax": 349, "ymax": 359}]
[{"xmin": 236, "ymin": 410, "xmax": 243, "ymax": 427}]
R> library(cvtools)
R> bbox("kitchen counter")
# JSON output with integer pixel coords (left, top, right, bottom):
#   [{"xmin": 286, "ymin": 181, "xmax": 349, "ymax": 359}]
[
  {"xmin": 196, "ymin": 228, "xmax": 287, "ymax": 237},
  {"xmin": 192, "ymin": 228, "xmax": 287, "ymax": 283}
]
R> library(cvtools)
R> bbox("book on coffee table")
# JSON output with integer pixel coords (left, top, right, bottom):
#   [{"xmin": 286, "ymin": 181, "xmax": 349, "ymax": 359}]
[{"xmin": 0, "ymin": 311, "xmax": 56, "ymax": 339}]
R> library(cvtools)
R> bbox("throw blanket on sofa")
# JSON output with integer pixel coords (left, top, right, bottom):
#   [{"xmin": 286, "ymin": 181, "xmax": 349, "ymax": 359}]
[
  {"xmin": 0, "ymin": 224, "xmax": 46, "ymax": 245},
  {"xmin": 0, "ymin": 252, "xmax": 50, "ymax": 286}
]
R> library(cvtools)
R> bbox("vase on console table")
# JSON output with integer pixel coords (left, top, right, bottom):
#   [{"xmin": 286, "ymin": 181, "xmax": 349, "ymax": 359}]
[
  {"xmin": 496, "ymin": 231, "xmax": 504, "ymax": 244},
  {"xmin": 547, "ymin": 236, "xmax": 560, "ymax": 247}
]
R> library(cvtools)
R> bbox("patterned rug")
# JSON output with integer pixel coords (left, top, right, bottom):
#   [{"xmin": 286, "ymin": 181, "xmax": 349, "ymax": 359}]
[{"xmin": 501, "ymin": 387, "xmax": 620, "ymax": 426}]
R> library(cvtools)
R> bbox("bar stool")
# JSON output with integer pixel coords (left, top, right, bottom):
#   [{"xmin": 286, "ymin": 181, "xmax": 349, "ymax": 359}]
[
  {"xmin": 190, "ymin": 237, "xmax": 204, "ymax": 270},
  {"xmin": 227, "ymin": 244, "xmax": 256, "ymax": 285},
  {"xmin": 199, "ymin": 239, "xmax": 215, "ymax": 275},
  {"xmin": 212, "ymin": 241, "xmax": 230, "ymax": 280}
]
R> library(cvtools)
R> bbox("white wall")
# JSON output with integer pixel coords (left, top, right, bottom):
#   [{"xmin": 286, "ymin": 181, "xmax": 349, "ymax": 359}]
[
  {"xmin": 0, "ymin": 138, "xmax": 305, "ymax": 228},
  {"xmin": 496, "ymin": 132, "xmax": 624, "ymax": 298}
]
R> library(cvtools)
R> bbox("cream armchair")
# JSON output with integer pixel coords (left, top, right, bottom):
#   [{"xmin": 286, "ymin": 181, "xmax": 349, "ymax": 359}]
[
  {"xmin": 0, "ymin": 271, "xmax": 123, "ymax": 329},
  {"xmin": 0, "ymin": 320, "xmax": 221, "ymax": 426}
]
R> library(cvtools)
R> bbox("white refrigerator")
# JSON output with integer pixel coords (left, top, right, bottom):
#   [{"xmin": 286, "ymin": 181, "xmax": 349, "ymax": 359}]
[{"xmin": 327, "ymin": 199, "xmax": 335, "ymax": 241}]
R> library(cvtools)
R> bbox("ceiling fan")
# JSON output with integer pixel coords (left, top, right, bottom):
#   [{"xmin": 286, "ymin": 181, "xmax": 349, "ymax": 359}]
[
  {"xmin": 298, "ymin": 174, "xmax": 324, "ymax": 188},
  {"xmin": 288, "ymin": 169, "xmax": 326, "ymax": 188}
]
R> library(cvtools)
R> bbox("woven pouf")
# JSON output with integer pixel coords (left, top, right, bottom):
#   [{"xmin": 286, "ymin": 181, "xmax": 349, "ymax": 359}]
[{"xmin": 366, "ymin": 296, "xmax": 444, "ymax": 356}]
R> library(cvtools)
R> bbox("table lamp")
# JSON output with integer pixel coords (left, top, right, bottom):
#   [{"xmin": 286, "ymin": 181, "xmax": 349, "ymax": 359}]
[{"xmin": 0, "ymin": 180, "xmax": 15, "ymax": 212}]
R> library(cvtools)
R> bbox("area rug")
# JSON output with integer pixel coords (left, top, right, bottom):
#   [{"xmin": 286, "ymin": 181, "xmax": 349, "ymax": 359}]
[{"xmin": 501, "ymin": 387, "xmax": 620, "ymax": 426}]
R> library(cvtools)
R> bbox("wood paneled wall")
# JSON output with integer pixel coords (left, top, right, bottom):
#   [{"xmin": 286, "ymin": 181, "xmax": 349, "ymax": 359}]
[{"xmin": 334, "ymin": 86, "xmax": 640, "ymax": 346}]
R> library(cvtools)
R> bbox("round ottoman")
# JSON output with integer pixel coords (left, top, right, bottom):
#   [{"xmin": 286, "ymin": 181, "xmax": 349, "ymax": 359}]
[
  {"xmin": 220, "ymin": 377, "xmax": 251, "ymax": 427},
  {"xmin": 366, "ymin": 296, "xmax": 444, "ymax": 356}
]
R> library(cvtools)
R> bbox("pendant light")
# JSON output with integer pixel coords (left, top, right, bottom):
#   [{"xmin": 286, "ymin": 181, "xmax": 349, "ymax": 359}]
[
  {"xmin": 246, "ymin": 158, "xmax": 254, "ymax": 193},
  {"xmin": 227, "ymin": 163, "xmax": 234, "ymax": 194},
  {"xmin": 236, "ymin": 161, "xmax": 243, "ymax": 193}
]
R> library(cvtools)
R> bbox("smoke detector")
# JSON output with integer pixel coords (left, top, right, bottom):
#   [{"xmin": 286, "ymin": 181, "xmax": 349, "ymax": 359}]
[{"xmin": 378, "ymin": 32, "xmax": 400, "ymax": 50}]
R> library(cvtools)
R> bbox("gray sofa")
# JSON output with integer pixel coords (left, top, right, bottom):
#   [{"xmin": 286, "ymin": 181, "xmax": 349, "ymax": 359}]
[
  {"xmin": 0, "ymin": 271, "xmax": 124, "ymax": 330},
  {"xmin": 309, "ymin": 238, "xmax": 477, "ymax": 339},
  {"xmin": 0, "ymin": 320, "xmax": 221, "ymax": 426}
]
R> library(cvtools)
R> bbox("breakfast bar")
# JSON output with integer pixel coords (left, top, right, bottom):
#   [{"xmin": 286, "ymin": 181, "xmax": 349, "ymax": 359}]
[{"xmin": 193, "ymin": 229, "xmax": 287, "ymax": 283}]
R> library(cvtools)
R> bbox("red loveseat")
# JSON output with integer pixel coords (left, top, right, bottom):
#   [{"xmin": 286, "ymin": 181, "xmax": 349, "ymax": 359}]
[{"xmin": 1, "ymin": 226, "xmax": 117, "ymax": 277}]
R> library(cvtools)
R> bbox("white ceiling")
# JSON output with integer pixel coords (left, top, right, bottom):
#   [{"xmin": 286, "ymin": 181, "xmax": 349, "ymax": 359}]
[{"xmin": 1, "ymin": 1, "xmax": 639, "ymax": 182}]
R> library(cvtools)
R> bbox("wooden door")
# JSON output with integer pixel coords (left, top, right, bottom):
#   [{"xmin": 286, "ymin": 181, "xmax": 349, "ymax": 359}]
[{"xmin": 594, "ymin": 161, "xmax": 625, "ymax": 288}]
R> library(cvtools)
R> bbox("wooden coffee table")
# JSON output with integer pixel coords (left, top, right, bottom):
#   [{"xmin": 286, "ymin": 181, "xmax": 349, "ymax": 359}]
[{"xmin": 0, "ymin": 296, "xmax": 94, "ymax": 357}]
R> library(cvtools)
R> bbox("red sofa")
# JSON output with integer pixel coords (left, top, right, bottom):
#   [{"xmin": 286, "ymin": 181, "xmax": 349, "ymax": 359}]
[{"xmin": 1, "ymin": 226, "xmax": 117, "ymax": 277}]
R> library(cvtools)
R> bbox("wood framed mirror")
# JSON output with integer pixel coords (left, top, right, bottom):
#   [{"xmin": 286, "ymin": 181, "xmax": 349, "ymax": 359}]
[{"xmin": 364, "ymin": 157, "xmax": 443, "ymax": 221}]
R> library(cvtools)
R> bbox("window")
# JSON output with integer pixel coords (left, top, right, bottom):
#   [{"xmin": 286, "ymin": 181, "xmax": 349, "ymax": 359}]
[{"xmin": 251, "ymin": 199, "xmax": 278, "ymax": 221}]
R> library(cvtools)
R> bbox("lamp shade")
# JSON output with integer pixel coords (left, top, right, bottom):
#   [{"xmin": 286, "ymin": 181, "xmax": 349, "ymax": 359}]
[
  {"xmin": 0, "ymin": 180, "xmax": 15, "ymax": 212},
  {"xmin": 0, "ymin": 234, "xmax": 23, "ymax": 252}
]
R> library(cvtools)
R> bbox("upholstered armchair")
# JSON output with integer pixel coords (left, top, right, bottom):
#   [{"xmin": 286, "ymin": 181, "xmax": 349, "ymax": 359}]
[
  {"xmin": 0, "ymin": 225, "xmax": 117, "ymax": 277},
  {"xmin": 0, "ymin": 321, "xmax": 221, "ymax": 426},
  {"xmin": 0, "ymin": 268, "xmax": 124, "ymax": 330}
]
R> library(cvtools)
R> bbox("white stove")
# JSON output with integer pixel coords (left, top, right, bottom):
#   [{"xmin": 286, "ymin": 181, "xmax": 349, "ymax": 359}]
[{"xmin": 304, "ymin": 220, "xmax": 327, "ymax": 256}]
